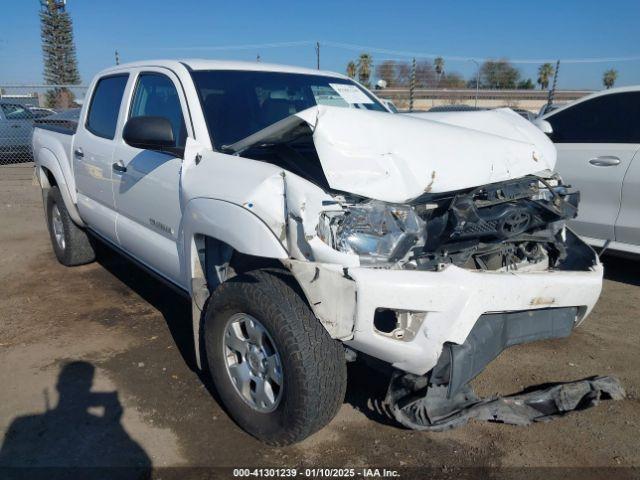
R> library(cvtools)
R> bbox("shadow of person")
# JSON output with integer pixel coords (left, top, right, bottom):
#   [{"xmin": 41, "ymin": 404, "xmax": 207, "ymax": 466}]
[{"xmin": 0, "ymin": 361, "xmax": 151, "ymax": 477}]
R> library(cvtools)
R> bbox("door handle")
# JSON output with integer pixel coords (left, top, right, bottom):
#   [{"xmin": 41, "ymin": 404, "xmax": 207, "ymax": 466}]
[
  {"xmin": 73, "ymin": 148, "xmax": 84, "ymax": 159},
  {"xmin": 112, "ymin": 160, "xmax": 127, "ymax": 173},
  {"xmin": 589, "ymin": 156, "xmax": 620, "ymax": 167}
]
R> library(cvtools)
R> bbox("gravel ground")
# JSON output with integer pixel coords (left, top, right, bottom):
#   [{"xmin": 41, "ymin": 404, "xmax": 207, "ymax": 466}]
[{"xmin": 0, "ymin": 164, "xmax": 638, "ymax": 477}]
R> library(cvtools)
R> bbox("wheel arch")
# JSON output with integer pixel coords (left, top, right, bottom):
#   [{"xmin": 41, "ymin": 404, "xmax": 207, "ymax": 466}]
[
  {"xmin": 36, "ymin": 148, "xmax": 84, "ymax": 226},
  {"xmin": 181, "ymin": 197, "xmax": 290, "ymax": 368}
]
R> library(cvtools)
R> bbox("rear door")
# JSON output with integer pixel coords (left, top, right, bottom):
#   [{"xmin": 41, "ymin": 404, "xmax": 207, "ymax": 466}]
[
  {"xmin": 74, "ymin": 74, "xmax": 129, "ymax": 241},
  {"xmin": 112, "ymin": 68, "xmax": 190, "ymax": 286},
  {"xmin": 545, "ymin": 91, "xmax": 640, "ymax": 241}
]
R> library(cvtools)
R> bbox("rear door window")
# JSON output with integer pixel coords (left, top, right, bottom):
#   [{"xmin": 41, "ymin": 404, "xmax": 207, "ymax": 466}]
[
  {"xmin": 547, "ymin": 91, "xmax": 640, "ymax": 143},
  {"xmin": 86, "ymin": 74, "xmax": 128, "ymax": 139}
]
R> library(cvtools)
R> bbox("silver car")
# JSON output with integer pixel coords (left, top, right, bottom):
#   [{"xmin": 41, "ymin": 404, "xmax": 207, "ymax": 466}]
[
  {"xmin": 0, "ymin": 102, "xmax": 35, "ymax": 162},
  {"xmin": 542, "ymin": 86, "xmax": 640, "ymax": 255}
]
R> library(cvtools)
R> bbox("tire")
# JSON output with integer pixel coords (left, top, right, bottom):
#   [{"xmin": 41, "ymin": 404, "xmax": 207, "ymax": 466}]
[
  {"xmin": 45, "ymin": 186, "xmax": 95, "ymax": 266},
  {"xmin": 203, "ymin": 269, "xmax": 347, "ymax": 445}
]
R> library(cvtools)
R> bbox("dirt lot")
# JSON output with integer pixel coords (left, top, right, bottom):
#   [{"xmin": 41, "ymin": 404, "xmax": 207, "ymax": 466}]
[{"xmin": 1, "ymin": 163, "xmax": 639, "ymax": 476}]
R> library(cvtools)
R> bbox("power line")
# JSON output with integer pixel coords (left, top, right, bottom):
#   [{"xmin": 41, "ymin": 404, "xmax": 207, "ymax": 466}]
[
  {"xmin": 159, "ymin": 40, "xmax": 314, "ymax": 52},
  {"xmin": 322, "ymin": 41, "xmax": 640, "ymax": 64},
  {"xmin": 116, "ymin": 39, "xmax": 640, "ymax": 65}
]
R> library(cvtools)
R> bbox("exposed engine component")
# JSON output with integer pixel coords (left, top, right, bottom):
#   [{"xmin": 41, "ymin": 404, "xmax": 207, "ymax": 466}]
[
  {"xmin": 317, "ymin": 174, "xmax": 580, "ymax": 272},
  {"xmin": 410, "ymin": 175, "xmax": 578, "ymax": 271}
]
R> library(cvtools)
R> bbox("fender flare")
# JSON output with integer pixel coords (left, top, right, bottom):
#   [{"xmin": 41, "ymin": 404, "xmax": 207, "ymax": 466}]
[
  {"xmin": 181, "ymin": 197, "xmax": 288, "ymax": 287},
  {"xmin": 36, "ymin": 148, "xmax": 85, "ymax": 226}
]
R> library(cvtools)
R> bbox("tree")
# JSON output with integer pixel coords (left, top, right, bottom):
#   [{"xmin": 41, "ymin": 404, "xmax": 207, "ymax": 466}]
[
  {"xmin": 357, "ymin": 53, "xmax": 373, "ymax": 88},
  {"xmin": 479, "ymin": 59, "xmax": 521, "ymax": 89},
  {"xmin": 395, "ymin": 62, "xmax": 411, "ymax": 87},
  {"xmin": 517, "ymin": 78, "xmax": 535, "ymax": 89},
  {"xmin": 375, "ymin": 60, "xmax": 397, "ymax": 87},
  {"xmin": 537, "ymin": 63, "xmax": 554, "ymax": 90},
  {"xmin": 414, "ymin": 60, "xmax": 436, "ymax": 88},
  {"xmin": 440, "ymin": 72, "xmax": 466, "ymax": 89},
  {"xmin": 346, "ymin": 61, "xmax": 357, "ymax": 79},
  {"xmin": 434, "ymin": 57, "xmax": 445, "ymax": 85},
  {"xmin": 40, "ymin": 0, "xmax": 81, "ymax": 108},
  {"xmin": 603, "ymin": 69, "xmax": 618, "ymax": 89}
]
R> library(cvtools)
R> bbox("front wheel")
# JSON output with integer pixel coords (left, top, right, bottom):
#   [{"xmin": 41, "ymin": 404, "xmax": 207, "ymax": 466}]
[{"xmin": 203, "ymin": 269, "xmax": 347, "ymax": 445}]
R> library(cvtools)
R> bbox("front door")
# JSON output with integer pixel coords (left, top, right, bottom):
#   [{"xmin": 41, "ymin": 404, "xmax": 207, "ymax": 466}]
[{"xmin": 113, "ymin": 69, "xmax": 190, "ymax": 286}]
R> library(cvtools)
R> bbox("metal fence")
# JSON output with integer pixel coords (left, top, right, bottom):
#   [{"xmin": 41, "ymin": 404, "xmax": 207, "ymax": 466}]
[
  {"xmin": 0, "ymin": 85, "xmax": 88, "ymax": 165},
  {"xmin": 374, "ymin": 88, "xmax": 590, "ymax": 112}
]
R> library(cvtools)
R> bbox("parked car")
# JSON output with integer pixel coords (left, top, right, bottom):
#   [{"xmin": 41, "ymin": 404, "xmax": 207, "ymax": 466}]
[
  {"xmin": 33, "ymin": 60, "xmax": 605, "ymax": 444},
  {"xmin": 27, "ymin": 106, "xmax": 57, "ymax": 118},
  {"xmin": 0, "ymin": 101, "xmax": 34, "ymax": 162},
  {"xmin": 541, "ymin": 86, "xmax": 640, "ymax": 254}
]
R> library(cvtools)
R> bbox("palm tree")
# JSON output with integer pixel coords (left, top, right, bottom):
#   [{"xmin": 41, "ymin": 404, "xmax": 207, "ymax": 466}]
[
  {"xmin": 346, "ymin": 61, "xmax": 357, "ymax": 79},
  {"xmin": 357, "ymin": 53, "xmax": 373, "ymax": 87},
  {"xmin": 603, "ymin": 69, "xmax": 618, "ymax": 89},
  {"xmin": 537, "ymin": 63, "xmax": 554, "ymax": 90},
  {"xmin": 434, "ymin": 57, "xmax": 445, "ymax": 86}
]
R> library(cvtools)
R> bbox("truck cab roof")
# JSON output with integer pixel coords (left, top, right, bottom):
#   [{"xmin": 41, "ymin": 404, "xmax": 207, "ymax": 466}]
[{"xmin": 97, "ymin": 59, "xmax": 348, "ymax": 80}]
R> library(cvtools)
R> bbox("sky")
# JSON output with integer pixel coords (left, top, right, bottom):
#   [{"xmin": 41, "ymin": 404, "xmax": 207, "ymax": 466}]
[{"xmin": 1, "ymin": 0, "xmax": 639, "ymax": 90}]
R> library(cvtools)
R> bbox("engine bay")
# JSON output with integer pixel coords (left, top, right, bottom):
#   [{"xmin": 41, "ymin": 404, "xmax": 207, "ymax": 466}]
[
  {"xmin": 317, "ymin": 175, "xmax": 582, "ymax": 272},
  {"xmin": 408, "ymin": 175, "xmax": 579, "ymax": 271}
]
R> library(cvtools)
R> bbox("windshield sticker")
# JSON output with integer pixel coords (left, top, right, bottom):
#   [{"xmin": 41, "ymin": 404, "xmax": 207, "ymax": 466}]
[{"xmin": 329, "ymin": 83, "xmax": 374, "ymax": 104}]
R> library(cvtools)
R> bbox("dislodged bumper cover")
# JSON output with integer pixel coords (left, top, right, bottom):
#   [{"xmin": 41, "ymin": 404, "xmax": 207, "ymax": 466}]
[
  {"xmin": 431, "ymin": 307, "xmax": 578, "ymax": 398},
  {"xmin": 386, "ymin": 373, "xmax": 625, "ymax": 431}
]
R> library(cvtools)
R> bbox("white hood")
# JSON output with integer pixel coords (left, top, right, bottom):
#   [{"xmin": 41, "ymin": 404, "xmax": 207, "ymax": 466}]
[{"xmin": 231, "ymin": 106, "xmax": 557, "ymax": 204}]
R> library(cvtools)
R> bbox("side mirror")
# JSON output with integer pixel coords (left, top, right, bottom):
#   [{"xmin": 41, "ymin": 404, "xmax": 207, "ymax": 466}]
[
  {"xmin": 123, "ymin": 116, "xmax": 175, "ymax": 151},
  {"xmin": 533, "ymin": 118, "xmax": 553, "ymax": 135}
]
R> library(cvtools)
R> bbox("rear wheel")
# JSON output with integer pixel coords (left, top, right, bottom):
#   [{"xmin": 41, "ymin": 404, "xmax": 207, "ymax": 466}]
[
  {"xmin": 203, "ymin": 269, "xmax": 347, "ymax": 445},
  {"xmin": 45, "ymin": 187, "xmax": 95, "ymax": 266}
]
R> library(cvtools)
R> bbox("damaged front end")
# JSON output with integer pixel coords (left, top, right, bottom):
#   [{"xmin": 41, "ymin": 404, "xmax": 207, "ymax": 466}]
[{"xmin": 222, "ymin": 105, "xmax": 620, "ymax": 431}]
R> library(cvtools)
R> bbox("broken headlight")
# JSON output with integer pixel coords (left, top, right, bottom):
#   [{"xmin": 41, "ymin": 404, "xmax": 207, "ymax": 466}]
[{"xmin": 318, "ymin": 201, "xmax": 425, "ymax": 265}]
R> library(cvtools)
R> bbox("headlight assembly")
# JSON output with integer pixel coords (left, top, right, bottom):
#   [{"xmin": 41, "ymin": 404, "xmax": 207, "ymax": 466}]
[{"xmin": 317, "ymin": 200, "xmax": 425, "ymax": 266}]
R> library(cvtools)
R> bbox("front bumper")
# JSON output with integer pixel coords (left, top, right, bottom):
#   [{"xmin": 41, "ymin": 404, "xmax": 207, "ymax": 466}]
[{"xmin": 344, "ymin": 235, "xmax": 603, "ymax": 376}]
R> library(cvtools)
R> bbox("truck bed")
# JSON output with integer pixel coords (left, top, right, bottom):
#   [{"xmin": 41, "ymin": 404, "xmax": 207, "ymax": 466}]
[{"xmin": 33, "ymin": 109, "xmax": 80, "ymax": 136}]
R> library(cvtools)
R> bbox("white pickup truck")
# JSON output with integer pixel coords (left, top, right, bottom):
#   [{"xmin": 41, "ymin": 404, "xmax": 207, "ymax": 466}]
[{"xmin": 33, "ymin": 60, "xmax": 611, "ymax": 445}]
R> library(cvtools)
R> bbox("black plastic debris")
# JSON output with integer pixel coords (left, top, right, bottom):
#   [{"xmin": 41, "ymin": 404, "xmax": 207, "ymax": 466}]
[{"xmin": 386, "ymin": 373, "xmax": 625, "ymax": 431}]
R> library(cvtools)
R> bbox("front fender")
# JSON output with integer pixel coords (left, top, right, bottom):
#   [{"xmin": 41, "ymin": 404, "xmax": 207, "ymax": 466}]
[{"xmin": 181, "ymin": 197, "xmax": 288, "ymax": 290}]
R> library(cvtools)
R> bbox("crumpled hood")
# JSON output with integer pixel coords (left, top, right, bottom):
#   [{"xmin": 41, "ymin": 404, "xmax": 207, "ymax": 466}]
[{"xmin": 230, "ymin": 105, "xmax": 556, "ymax": 204}]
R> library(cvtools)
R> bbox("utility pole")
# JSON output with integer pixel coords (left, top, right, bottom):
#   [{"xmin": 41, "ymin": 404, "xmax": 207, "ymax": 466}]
[
  {"xmin": 469, "ymin": 59, "xmax": 480, "ymax": 107},
  {"xmin": 315, "ymin": 42, "xmax": 320, "ymax": 70},
  {"xmin": 115, "ymin": 50, "xmax": 120, "ymax": 65},
  {"xmin": 546, "ymin": 59, "xmax": 560, "ymax": 113},
  {"xmin": 409, "ymin": 57, "xmax": 416, "ymax": 112}
]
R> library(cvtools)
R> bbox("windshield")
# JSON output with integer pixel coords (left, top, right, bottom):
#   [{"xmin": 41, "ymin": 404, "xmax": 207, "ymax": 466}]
[{"xmin": 191, "ymin": 70, "xmax": 387, "ymax": 149}]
